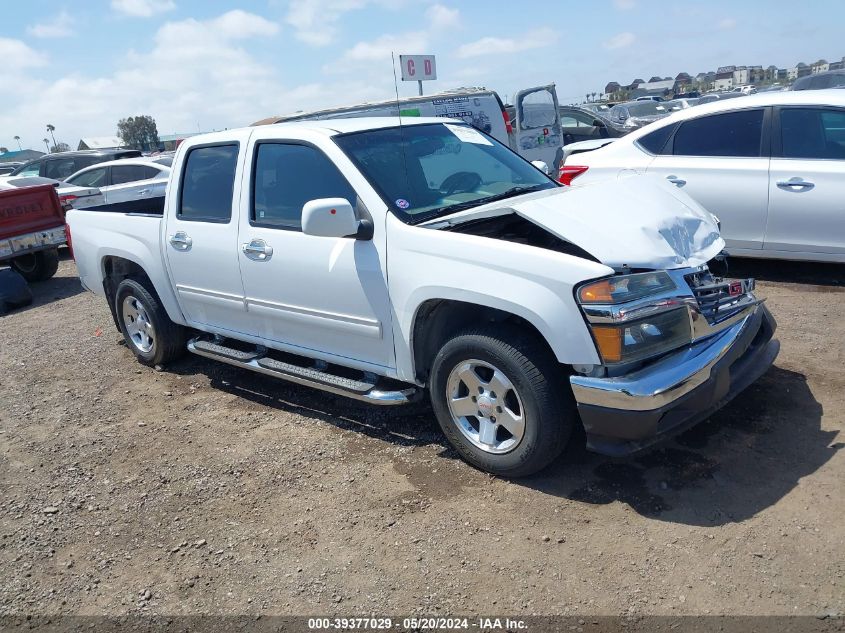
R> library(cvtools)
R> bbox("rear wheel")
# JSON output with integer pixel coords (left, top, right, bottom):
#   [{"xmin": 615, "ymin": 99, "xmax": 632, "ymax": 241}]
[
  {"xmin": 11, "ymin": 248, "xmax": 59, "ymax": 282},
  {"xmin": 429, "ymin": 327, "xmax": 574, "ymax": 477},
  {"xmin": 115, "ymin": 277, "xmax": 186, "ymax": 367}
]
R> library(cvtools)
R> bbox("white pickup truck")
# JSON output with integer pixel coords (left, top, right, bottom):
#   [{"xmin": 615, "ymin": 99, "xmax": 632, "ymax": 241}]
[{"xmin": 67, "ymin": 117, "xmax": 779, "ymax": 476}]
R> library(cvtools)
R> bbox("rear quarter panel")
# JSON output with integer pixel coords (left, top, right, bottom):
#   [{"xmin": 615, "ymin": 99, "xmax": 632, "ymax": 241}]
[{"xmin": 66, "ymin": 209, "xmax": 186, "ymax": 325}]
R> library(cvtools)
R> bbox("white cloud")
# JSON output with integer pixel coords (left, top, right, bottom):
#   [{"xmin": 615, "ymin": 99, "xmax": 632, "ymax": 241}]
[
  {"xmin": 718, "ymin": 17, "xmax": 737, "ymax": 30},
  {"xmin": 0, "ymin": 38, "xmax": 48, "ymax": 69},
  {"xmin": 285, "ymin": 0, "xmax": 369, "ymax": 46},
  {"xmin": 0, "ymin": 11, "xmax": 304, "ymax": 151},
  {"xmin": 27, "ymin": 11, "xmax": 75, "ymax": 38},
  {"xmin": 456, "ymin": 27, "xmax": 557, "ymax": 58},
  {"xmin": 426, "ymin": 4, "xmax": 460, "ymax": 29},
  {"xmin": 341, "ymin": 31, "xmax": 429, "ymax": 63},
  {"xmin": 111, "ymin": 0, "xmax": 176, "ymax": 18},
  {"xmin": 603, "ymin": 31, "xmax": 635, "ymax": 49}
]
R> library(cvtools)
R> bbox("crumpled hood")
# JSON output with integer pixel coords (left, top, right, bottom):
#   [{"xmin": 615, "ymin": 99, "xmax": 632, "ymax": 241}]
[{"xmin": 438, "ymin": 175, "xmax": 724, "ymax": 270}]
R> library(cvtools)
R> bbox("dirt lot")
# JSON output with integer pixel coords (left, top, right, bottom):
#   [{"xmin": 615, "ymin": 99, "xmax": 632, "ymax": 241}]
[{"xmin": 1, "ymin": 255, "xmax": 843, "ymax": 618}]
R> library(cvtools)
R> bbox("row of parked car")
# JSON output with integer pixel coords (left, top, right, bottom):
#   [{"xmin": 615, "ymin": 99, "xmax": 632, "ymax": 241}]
[
  {"xmin": 559, "ymin": 89, "xmax": 845, "ymax": 263},
  {"xmin": 0, "ymin": 149, "xmax": 172, "ymax": 211}
]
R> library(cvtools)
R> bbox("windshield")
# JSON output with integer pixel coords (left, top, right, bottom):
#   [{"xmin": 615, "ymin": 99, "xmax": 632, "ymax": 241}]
[
  {"xmin": 334, "ymin": 123, "xmax": 557, "ymax": 224},
  {"xmin": 626, "ymin": 101, "xmax": 669, "ymax": 117}
]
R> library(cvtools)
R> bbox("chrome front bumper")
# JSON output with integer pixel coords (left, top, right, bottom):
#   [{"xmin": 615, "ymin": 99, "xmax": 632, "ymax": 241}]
[{"xmin": 570, "ymin": 302, "xmax": 778, "ymax": 455}]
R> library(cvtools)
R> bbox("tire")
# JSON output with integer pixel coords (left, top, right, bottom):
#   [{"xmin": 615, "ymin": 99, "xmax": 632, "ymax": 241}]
[
  {"xmin": 11, "ymin": 248, "xmax": 60, "ymax": 282},
  {"xmin": 114, "ymin": 277, "xmax": 186, "ymax": 367},
  {"xmin": 429, "ymin": 326, "xmax": 574, "ymax": 477}
]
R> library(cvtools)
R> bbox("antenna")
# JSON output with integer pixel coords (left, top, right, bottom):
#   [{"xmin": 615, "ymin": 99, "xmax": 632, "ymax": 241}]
[{"xmin": 391, "ymin": 51, "xmax": 411, "ymax": 205}]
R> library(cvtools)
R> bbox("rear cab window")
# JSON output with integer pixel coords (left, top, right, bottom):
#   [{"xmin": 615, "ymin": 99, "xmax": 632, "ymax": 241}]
[{"xmin": 178, "ymin": 144, "xmax": 239, "ymax": 222}]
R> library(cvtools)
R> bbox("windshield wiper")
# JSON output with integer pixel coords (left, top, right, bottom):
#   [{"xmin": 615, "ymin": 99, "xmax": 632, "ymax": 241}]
[{"xmin": 422, "ymin": 184, "xmax": 551, "ymax": 220}]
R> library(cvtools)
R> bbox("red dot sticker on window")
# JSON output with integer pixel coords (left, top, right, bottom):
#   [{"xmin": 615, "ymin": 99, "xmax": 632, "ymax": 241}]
[
  {"xmin": 330, "ymin": 209, "xmax": 336, "ymax": 214},
  {"xmin": 543, "ymin": 128, "xmax": 549, "ymax": 136}
]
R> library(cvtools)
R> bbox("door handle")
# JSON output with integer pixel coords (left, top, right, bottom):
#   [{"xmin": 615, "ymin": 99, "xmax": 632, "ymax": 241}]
[
  {"xmin": 168, "ymin": 231, "xmax": 192, "ymax": 251},
  {"xmin": 242, "ymin": 239, "xmax": 273, "ymax": 261},
  {"xmin": 776, "ymin": 178, "xmax": 814, "ymax": 191},
  {"xmin": 666, "ymin": 175, "xmax": 686, "ymax": 187},
  {"xmin": 137, "ymin": 189, "xmax": 150, "ymax": 196}
]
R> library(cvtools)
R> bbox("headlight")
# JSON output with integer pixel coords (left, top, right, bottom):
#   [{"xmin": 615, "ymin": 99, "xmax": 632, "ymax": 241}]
[
  {"xmin": 577, "ymin": 272, "xmax": 691, "ymax": 365},
  {"xmin": 589, "ymin": 308, "xmax": 691, "ymax": 364},
  {"xmin": 578, "ymin": 271, "xmax": 676, "ymax": 304}
]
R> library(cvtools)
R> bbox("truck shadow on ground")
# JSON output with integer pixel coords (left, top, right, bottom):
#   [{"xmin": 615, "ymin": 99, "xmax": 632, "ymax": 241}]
[
  {"xmin": 726, "ymin": 257, "xmax": 845, "ymax": 288},
  {"xmin": 171, "ymin": 356, "xmax": 839, "ymax": 527},
  {"xmin": 525, "ymin": 365, "xmax": 840, "ymax": 526}
]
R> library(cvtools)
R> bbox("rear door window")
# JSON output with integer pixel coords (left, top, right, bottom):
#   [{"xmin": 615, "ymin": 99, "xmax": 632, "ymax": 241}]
[
  {"xmin": 673, "ymin": 110, "xmax": 764, "ymax": 157},
  {"xmin": 67, "ymin": 167, "xmax": 108, "ymax": 187},
  {"xmin": 178, "ymin": 144, "xmax": 238, "ymax": 222},
  {"xmin": 637, "ymin": 123, "xmax": 676, "ymax": 154},
  {"xmin": 44, "ymin": 158, "xmax": 80, "ymax": 179},
  {"xmin": 111, "ymin": 164, "xmax": 151, "ymax": 184},
  {"xmin": 780, "ymin": 108, "xmax": 845, "ymax": 159}
]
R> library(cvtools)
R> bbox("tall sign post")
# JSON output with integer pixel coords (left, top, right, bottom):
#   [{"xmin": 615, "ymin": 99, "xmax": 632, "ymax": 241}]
[{"xmin": 399, "ymin": 54, "xmax": 437, "ymax": 96}]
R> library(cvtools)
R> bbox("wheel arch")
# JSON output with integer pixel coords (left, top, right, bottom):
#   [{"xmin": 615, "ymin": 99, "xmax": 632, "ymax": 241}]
[
  {"xmin": 100, "ymin": 255, "xmax": 184, "ymax": 330},
  {"xmin": 410, "ymin": 298, "xmax": 561, "ymax": 384}
]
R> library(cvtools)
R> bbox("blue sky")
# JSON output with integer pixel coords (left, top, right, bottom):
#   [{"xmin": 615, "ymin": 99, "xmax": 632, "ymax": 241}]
[{"xmin": 2, "ymin": 0, "xmax": 844, "ymax": 151}]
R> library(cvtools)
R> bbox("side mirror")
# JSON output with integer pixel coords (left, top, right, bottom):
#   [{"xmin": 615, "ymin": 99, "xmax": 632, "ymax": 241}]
[
  {"xmin": 531, "ymin": 160, "xmax": 550, "ymax": 175},
  {"xmin": 302, "ymin": 198, "xmax": 365, "ymax": 239}
]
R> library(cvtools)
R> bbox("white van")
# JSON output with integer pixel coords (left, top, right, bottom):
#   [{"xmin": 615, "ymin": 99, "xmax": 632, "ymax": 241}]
[{"xmin": 252, "ymin": 84, "xmax": 563, "ymax": 169}]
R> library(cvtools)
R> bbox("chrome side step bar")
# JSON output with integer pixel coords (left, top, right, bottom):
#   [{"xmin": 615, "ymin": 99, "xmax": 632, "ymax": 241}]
[{"xmin": 187, "ymin": 337, "xmax": 418, "ymax": 406}]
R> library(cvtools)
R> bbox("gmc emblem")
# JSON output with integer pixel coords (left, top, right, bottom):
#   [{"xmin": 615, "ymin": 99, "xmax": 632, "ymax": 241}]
[{"xmin": 728, "ymin": 281, "xmax": 743, "ymax": 296}]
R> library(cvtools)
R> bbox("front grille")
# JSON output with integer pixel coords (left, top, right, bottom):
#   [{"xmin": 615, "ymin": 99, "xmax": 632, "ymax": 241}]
[{"xmin": 685, "ymin": 270, "xmax": 755, "ymax": 323}]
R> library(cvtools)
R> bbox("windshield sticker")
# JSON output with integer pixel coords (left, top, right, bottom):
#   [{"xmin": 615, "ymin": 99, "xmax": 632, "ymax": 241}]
[
  {"xmin": 395, "ymin": 198, "xmax": 410, "ymax": 210},
  {"xmin": 444, "ymin": 124, "xmax": 493, "ymax": 146}
]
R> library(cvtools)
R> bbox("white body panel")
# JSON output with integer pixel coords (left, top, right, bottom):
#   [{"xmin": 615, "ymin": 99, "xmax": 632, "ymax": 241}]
[
  {"xmin": 565, "ymin": 89, "xmax": 845, "ymax": 262},
  {"xmin": 68, "ymin": 117, "xmax": 727, "ymax": 384}
]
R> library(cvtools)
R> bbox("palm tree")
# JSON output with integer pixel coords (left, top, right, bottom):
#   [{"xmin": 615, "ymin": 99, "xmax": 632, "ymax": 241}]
[
  {"xmin": 43, "ymin": 138, "xmax": 50, "ymax": 153},
  {"xmin": 46, "ymin": 124, "xmax": 57, "ymax": 148},
  {"xmin": 13, "ymin": 135, "xmax": 22, "ymax": 150},
  {"xmin": 592, "ymin": 92, "xmax": 598, "ymax": 102},
  {"xmin": 585, "ymin": 93, "xmax": 590, "ymax": 103}
]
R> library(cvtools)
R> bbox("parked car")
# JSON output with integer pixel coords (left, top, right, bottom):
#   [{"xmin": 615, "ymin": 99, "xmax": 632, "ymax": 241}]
[
  {"xmin": 67, "ymin": 117, "xmax": 777, "ymax": 477},
  {"xmin": 65, "ymin": 158, "xmax": 170, "ymax": 209},
  {"xmin": 635, "ymin": 96, "xmax": 664, "ymax": 102},
  {"xmin": 0, "ymin": 183, "xmax": 67, "ymax": 281},
  {"xmin": 791, "ymin": 69, "xmax": 845, "ymax": 91},
  {"xmin": 558, "ymin": 106, "xmax": 624, "ymax": 145},
  {"xmin": 2, "ymin": 176, "xmax": 104, "ymax": 209},
  {"xmin": 0, "ymin": 162, "xmax": 23, "ymax": 176},
  {"xmin": 560, "ymin": 89, "xmax": 845, "ymax": 263},
  {"xmin": 608, "ymin": 100, "xmax": 671, "ymax": 130},
  {"xmin": 697, "ymin": 92, "xmax": 745, "ymax": 105},
  {"xmin": 1, "ymin": 149, "xmax": 142, "ymax": 183},
  {"xmin": 664, "ymin": 98, "xmax": 700, "ymax": 111}
]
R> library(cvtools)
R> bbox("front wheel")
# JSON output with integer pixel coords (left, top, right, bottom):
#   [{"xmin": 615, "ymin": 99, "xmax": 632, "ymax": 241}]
[
  {"xmin": 429, "ymin": 327, "xmax": 575, "ymax": 477},
  {"xmin": 115, "ymin": 277, "xmax": 186, "ymax": 367}
]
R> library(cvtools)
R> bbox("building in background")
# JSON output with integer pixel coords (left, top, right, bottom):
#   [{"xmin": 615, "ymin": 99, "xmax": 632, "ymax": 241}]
[{"xmin": 77, "ymin": 137, "xmax": 125, "ymax": 151}]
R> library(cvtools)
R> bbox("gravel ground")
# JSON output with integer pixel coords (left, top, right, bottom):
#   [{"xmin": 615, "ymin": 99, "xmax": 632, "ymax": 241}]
[{"xmin": 0, "ymin": 255, "xmax": 843, "ymax": 618}]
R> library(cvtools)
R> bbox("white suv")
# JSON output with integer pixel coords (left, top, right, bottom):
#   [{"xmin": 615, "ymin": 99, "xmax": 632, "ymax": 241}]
[{"xmin": 562, "ymin": 89, "xmax": 845, "ymax": 263}]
